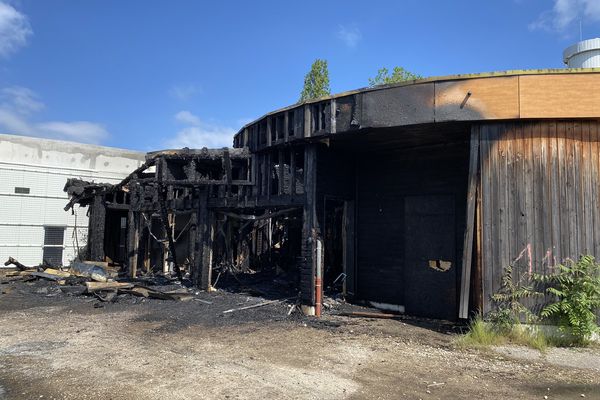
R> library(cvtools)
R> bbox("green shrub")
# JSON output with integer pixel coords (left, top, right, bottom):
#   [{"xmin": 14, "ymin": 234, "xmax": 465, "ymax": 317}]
[
  {"xmin": 488, "ymin": 264, "xmax": 541, "ymax": 332},
  {"xmin": 535, "ymin": 255, "xmax": 600, "ymax": 344}
]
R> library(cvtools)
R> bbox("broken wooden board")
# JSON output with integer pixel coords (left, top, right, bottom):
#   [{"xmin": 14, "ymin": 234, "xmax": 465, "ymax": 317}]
[
  {"xmin": 70, "ymin": 262, "xmax": 108, "ymax": 282},
  {"xmin": 338, "ymin": 311, "xmax": 401, "ymax": 319},
  {"xmin": 31, "ymin": 272, "xmax": 68, "ymax": 282},
  {"xmin": 43, "ymin": 268, "xmax": 71, "ymax": 278},
  {"xmin": 119, "ymin": 286, "xmax": 193, "ymax": 301},
  {"xmin": 5, "ymin": 270, "xmax": 36, "ymax": 277},
  {"xmin": 85, "ymin": 281, "xmax": 134, "ymax": 293},
  {"xmin": 3, "ymin": 257, "xmax": 31, "ymax": 271},
  {"xmin": 222, "ymin": 298, "xmax": 289, "ymax": 314},
  {"xmin": 81, "ymin": 260, "xmax": 109, "ymax": 268}
]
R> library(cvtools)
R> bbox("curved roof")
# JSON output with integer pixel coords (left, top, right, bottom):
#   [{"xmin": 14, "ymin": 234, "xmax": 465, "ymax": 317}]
[{"xmin": 234, "ymin": 69, "xmax": 600, "ymax": 150}]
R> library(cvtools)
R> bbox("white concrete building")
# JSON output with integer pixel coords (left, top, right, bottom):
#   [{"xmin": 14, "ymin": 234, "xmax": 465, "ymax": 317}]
[{"xmin": 0, "ymin": 133, "xmax": 145, "ymax": 267}]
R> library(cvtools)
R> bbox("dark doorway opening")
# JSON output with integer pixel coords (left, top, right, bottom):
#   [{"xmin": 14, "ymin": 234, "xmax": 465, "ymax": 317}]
[
  {"xmin": 323, "ymin": 198, "xmax": 346, "ymax": 293},
  {"xmin": 404, "ymin": 194, "xmax": 457, "ymax": 320},
  {"xmin": 104, "ymin": 210, "xmax": 127, "ymax": 264}
]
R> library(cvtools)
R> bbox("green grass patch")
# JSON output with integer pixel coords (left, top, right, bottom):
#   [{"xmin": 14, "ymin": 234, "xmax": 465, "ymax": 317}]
[{"xmin": 457, "ymin": 317, "xmax": 549, "ymax": 351}]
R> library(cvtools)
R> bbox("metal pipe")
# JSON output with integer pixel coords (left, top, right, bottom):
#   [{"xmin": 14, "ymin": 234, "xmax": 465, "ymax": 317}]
[{"xmin": 315, "ymin": 237, "xmax": 323, "ymax": 317}]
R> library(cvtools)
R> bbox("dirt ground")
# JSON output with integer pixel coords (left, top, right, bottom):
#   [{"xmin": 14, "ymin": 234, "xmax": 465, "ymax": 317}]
[{"xmin": 1, "ymin": 276, "xmax": 599, "ymax": 400}]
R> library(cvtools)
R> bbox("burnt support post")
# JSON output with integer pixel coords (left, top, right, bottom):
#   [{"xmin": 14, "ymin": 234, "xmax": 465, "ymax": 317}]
[
  {"xmin": 127, "ymin": 209, "xmax": 139, "ymax": 278},
  {"xmin": 88, "ymin": 195, "xmax": 106, "ymax": 261},
  {"xmin": 301, "ymin": 144, "xmax": 321, "ymax": 316},
  {"xmin": 192, "ymin": 188, "xmax": 213, "ymax": 290}
]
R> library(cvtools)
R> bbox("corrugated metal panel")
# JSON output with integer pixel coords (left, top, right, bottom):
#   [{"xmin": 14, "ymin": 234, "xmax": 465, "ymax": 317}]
[
  {"xmin": 0, "ymin": 163, "xmax": 127, "ymax": 266},
  {"xmin": 480, "ymin": 120, "xmax": 600, "ymax": 313}
]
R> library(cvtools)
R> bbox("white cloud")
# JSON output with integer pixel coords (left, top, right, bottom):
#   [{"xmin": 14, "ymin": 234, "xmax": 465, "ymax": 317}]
[
  {"xmin": 36, "ymin": 121, "xmax": 108, "ymax": 143},
  {"xmin": 530, "ymin": 0, "xmax": 600, "ymax": 32},
  {"xmin": 0, "ymin": 1, "xmax": 32, "ymax": 58},
  {"xmin": 0, "ymin": 86, "xmax": 109, "ymax": 144},
  {"xmin": 169, "ymin": 83, "xmax": 201, "ymax": 101},
  {"xmin": 1, "ymin": 86, "xmax": 43, "ymax": 114},
  {"xmin": 166, "ymin": 110, "xmax": 235, "ymax": 149},
  {"xmin": 336, "ymin": 25, "xmax": 362, "ymax": 48},
  {"xmin": 174, "ymin": 110, "xmax": 201, "ymax": 126}
]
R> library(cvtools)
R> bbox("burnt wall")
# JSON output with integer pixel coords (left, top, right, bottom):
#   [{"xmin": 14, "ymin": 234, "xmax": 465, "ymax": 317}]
[
  {"xmin": 316, "ymin": 145, "xmax": 355, "ymax": 204},
  {"xmin": 355, "ymin": 141, "xmax": 469, "ymax": 319}
]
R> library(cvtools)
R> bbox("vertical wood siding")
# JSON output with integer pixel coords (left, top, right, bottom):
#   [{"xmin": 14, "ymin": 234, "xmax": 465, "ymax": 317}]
[{"xmin": 480, "ymin": 120, "xmax": 600, "ymax": 313}]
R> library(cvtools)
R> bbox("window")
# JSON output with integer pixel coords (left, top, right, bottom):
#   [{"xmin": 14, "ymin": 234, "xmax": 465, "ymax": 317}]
[
  {"xmin": 14, "ymin": 187, "xmax": 30, "ymax": 194},
  {"xmin": 43, "ymin": 226, "xmax": 65, "ymax": 266}
]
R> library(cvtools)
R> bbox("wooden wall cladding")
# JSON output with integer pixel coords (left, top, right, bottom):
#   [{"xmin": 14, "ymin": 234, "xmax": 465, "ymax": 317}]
[
  {"xmin": 435, "ymin": 76, "xmax": 520, "ymax": 122},
  {"xmin": 479, "ymin": 120, "xmax": 600, "ymax": 313}
]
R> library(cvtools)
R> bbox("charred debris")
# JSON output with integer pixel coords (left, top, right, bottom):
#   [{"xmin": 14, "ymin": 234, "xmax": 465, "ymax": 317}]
[{"xmin": 61, "ymin": 146, "xmax": 337, "ymax": 315}]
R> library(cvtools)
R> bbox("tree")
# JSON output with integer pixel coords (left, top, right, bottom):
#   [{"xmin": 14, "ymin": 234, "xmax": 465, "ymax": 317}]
[
  {"xmin": 299, "ymin": 59, "xmax": 331, "ymax": 102},
  {"xmin": 368, "ymin": 66, "xmax": 422, "ymax": 87}
]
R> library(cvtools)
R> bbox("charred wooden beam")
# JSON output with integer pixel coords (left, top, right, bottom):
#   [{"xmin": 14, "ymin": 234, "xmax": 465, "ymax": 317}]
[
  {"xmin": 88, "ymin": 195, "xmax": 106, "ymax": 261},
  {"xmin": 158, "ymin": 183, "xmax": 182, "ymax": 280},
  {"xmin": 191, "ymin": 188, "xmax": 214, "ymax": 289}
]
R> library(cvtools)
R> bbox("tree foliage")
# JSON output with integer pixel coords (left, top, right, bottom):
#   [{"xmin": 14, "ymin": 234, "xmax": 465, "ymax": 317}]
[
  {"xmin": 368, "ymin": 66, "xmax": 422, "ymax": 87},
  {"xmin": 299, "ymin": 59, "xmax": 331, "ymax": 102}
]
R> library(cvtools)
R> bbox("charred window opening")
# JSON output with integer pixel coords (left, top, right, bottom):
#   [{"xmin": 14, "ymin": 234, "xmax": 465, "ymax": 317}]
[
  {"xmin": 257, "ymin": 154, "xmax": 269, "ymax": 196},
  {"xmin": 259, "ymin": 121, "xmax": 267, "ymax": 145},
  {"xmin": 270, "ymin": 117, "xmax": 277, "ymax": 143},
  {"xmin": 270, "ymin": 153, "xmax": 279, "ymax": 196},
  {"xmin": 165, "ymin": 160, "xmax": 187, "ymax": 180},
  {"xmin": 311, "ymin": 105, "xmax": 319, "ymax": 133},
  {"xmin": 310, "ymin": 103, "xmax": 328, "ymax": 133},
  {"xmin": 294, "ymin": 148, "xmax": 305, "ymax": 194},
  {"xmin": 283, "ymin": 150, "xmax": 292, "ymax": 195},
  {"xmin": 276, "ymin": 115, "xmax": 285, "ymax": 141},
  {"xmin": 195, "ymin": 159, "xmax": 224, "ymax": 181},
  {"xmin": 287, "ymin": 111, "xmax": 295, "ymax": 137},
  {"xmin": 105, "ymin": 211, "xmax": 128, "ymax": 263}
]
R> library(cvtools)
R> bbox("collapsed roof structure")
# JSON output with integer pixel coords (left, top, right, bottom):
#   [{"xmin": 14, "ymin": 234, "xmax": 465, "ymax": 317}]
[{"xmin": 66, "ymin": 69, "xmax": 600, "ymax": 319}]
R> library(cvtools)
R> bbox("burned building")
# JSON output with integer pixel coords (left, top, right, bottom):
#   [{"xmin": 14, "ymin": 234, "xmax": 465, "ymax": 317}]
[{"xmin": 66, "ymin": 69, "xmax": 600, "ymax": 320}]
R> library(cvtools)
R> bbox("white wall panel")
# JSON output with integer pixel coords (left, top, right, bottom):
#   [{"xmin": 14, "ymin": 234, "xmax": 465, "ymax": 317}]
[{"xmin": 0, "ymin": 134, "xmax": 144, "ymax": 267}]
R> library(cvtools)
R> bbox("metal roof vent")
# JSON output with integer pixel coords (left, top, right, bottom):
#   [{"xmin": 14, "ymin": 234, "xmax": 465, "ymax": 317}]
[{"xmin": 563, "ymin": 38, "xmax": 600, "ymax": 68}]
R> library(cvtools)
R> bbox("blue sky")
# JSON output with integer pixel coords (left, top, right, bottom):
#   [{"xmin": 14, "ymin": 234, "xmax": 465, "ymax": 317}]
[{"xmin": 0, "ymin": 0, "xmax": 599, "ymax": 151}]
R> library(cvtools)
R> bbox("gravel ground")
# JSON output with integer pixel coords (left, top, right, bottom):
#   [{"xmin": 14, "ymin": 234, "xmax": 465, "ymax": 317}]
[{"xmin": 1, "ymin": 274, "xmax": 599, "ymax": 400}]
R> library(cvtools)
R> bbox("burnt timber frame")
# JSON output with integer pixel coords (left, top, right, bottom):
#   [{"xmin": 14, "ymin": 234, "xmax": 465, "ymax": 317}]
[{"xmin": 65, "ymin": 69, "xmax": 600, "ymax": 319}]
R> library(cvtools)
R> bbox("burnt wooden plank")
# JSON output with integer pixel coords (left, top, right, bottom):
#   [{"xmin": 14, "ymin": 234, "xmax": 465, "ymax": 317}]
[
  {"xmin": 479, "ymin": 124, "xmax": 493, "ymax": 313},
  {"xmin": 459, "ymin": 125, "xmax": 479, "ymax": 319}
]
